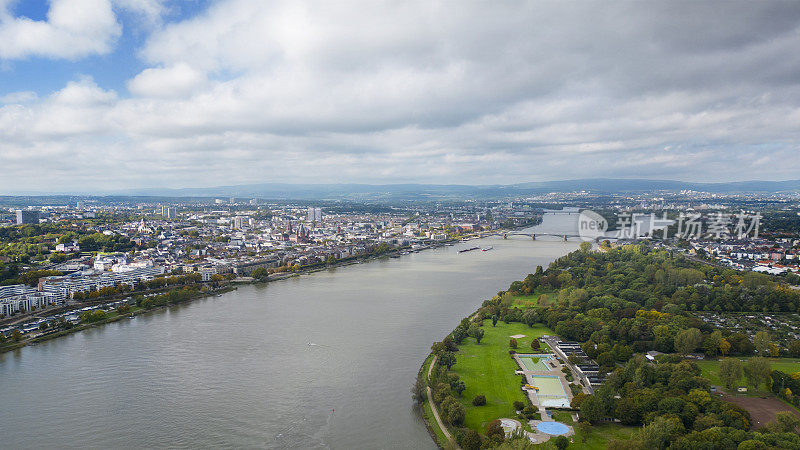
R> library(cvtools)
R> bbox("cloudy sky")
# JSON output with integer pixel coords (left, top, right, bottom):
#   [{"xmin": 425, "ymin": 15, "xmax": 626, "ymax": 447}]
[{"xmin": 1, "ymin": 0, "xmax": 799, "ymax": 192}]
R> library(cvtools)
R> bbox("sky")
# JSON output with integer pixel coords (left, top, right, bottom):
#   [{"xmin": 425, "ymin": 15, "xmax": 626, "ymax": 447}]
[{"xmin": 1, "ymin": 0, "xmax": 799, "ymax": 192}]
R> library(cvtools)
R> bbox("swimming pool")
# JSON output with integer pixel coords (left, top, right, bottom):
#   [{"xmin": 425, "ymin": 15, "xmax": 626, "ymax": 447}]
[
  {"xmin": 516, "ymin": 354, "xmax": 553, "ymax": 371},
  {"xmin": 530, "ymin": 375, "xmax": 569, "ymax": 408},
  {"xmin": 536, "ymin": 421, "xmax": 570, "ymax": 435}
]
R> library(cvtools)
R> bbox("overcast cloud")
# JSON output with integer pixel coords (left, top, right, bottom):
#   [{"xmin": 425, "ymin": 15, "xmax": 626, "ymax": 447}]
[{"xmin": 1, "ymin": 0, "xmax": 799, "ymax": 191}]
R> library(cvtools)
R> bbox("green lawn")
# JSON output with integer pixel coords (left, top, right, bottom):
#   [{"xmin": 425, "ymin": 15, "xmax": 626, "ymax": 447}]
[
  {"xmin": 512, "ymin": 288, "xmax": 555, "ymax": 308},
  {"xmin": 452, "ymin": 320, "xmax": 553, "ymax": 432},
  {"xmin": 696, "ymin": 358, "xmax": 800, "ymax": 392},
  {"xmin": 548, "ymin": 412, "xmax": 637, "ymax": 449}
]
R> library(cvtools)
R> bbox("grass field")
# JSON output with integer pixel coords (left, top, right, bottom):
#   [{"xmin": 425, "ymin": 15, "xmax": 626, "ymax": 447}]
[
  {"xmin": 696, "ymin": 358, "xmax": 800, "ymax": 392},
  {"xmin": 453, "ymin": 320, "xmax": 553, "ymax": 432},
  {"xmin": 512, "ymin": 288, "xmax": 556, "ymax": 308},
  {"xmin": 551, "ymin": 412, "xmax": 637, "ymax": 449}
]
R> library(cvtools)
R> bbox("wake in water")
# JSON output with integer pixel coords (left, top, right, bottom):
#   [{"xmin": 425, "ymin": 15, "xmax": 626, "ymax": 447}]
[
  {"xmin": 310, "ymin": 408, "xmax": 335, "ymax": 447},
  {"xmin": 270, "ymin": 409, "xmax": 335, "ymax": 449}
]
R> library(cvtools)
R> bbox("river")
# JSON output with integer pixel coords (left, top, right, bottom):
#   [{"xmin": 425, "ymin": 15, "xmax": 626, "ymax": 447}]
[{"xmin": 0, "ymin": 215, "xmax": 579, "ymax": 449}]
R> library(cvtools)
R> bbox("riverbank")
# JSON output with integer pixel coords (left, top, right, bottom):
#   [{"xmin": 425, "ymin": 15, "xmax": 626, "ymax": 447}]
[
  {"xmin": 1, "ymin": 222, "xmax": 538, "ymax": 354},
  {"xmin": 0, "ymin": 285, "xmax": 235, "ymax": 354},
  {"xmin": 1, "ymin": 217, "xmax": 581, "ymax": 449}
]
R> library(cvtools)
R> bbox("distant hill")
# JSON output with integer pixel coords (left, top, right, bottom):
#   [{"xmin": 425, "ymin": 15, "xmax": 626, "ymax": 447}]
[{"xmin": 107, "ymin": 178, "xmax": 800, "ymax": 199}]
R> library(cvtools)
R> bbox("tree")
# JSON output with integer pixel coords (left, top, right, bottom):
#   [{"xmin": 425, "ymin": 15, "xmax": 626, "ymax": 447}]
[
  {"xmin": 579, "ymin": 241, "xmax": 592, "ymax": 253},
  {"xmin": 674, "ymin": 328, "xmax": 703, "ymax": 355},
  {"xmin": 579, "ymin": 394, "xmax": 604, "ymax": 423},
  {"xmin": 251, "ymin": 267, "xmax": 268, "ymax": 280},
  {"xmin": 789, "ymin": 340, "xmax": 800, "ymax": 358},
  {"xmin": 11, "ymin": 329, "xmax": 22, "ymax": 342},
  {"xmin": 461, "ymin": 429, "xmax": 482, "ymax": 450},
  {"xmin": 491, "ymin": 314, "xmax": 498, "ymax": 327},
  {"xmin": 531, "ymin": 339, "xmax": 540, "ymax": 350},
  {"xmin": 754, "ymin": 331, "xmax": 771, "ymax": 356},
  {"xmin": 596, "ymin": 352, "xmax": 615, "ymax": 369},
  {"xmin": 770, "ymin": 411, "xmax": 800, "ymax": 433},
  {"xmin": 719, "ymin": 338, "xmax": 731, "ymax": 356},
  {"xmin": 472, "ymin": 394, "xmax": 486, "ymax": 406},
  {"xmin": 637, "ymin": 416, "xmax": 684, "ymax": 450},
  {"xmin": 509, "ymin": 338, "xmax": 518, "ymax": 349},
  {"xmin": 474, "ymin": 328, "xmax": 484, "ymax": 344},
  {"xmin": 447, "ymin": 401, "xmax": 465, "ymax": 426},
  {"xmin": 744, "ymin": 357, "xmax": 771, "ymax": 391},
  {"xmin": 523, "ymin": 309, "xmax": 538, "ymax": 327},
  {"xmin": 719, "ymin": 358, "xmax": 743, "ymax": 391},
  {"xmin": 439, "ymin": 352, "xmax": 456, "ymax": 370},
  {"xmin": 485, "ymin": 419, "xmax": 505, "ymax": 443},
  {"xmin": 577, "ymin": 421, "xmax": 590, "ymax": 443},
  {"xmin": 411, "ymin": 373, "xmax": 427, "ymax": 404},
  {"xmin": 737, "ymin": 440, "xmax": 768, "ymax": 450},
  {"xmin": 703, "ymin": 330, "xmax": 723, "ymax": 357},
  {"xmin": 453, "ymin": 380, "xmax": 466, "ymax": 397},
  {"xmin": 768, "ymin": 342, "xmax": 780, "ymax": 358},
  {"xmin": 553, "ymin": 435, "xmax": 569, "ymax": 449}
]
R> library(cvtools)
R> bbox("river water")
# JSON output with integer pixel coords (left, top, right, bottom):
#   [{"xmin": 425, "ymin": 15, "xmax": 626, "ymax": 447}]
[{"xmin": 0, "ymin": 215, "xmax": 578, "ymax": 449}]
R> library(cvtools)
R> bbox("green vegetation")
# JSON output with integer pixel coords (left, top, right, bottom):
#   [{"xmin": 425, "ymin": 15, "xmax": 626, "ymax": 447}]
[
  {"xmin": 454, "ymin": 321, "xmax": 550, "ymax": 432},
  {"xmin": 420, "ymin": 243, "xmax": 800, "ymax": 448},
  {"xmin": 697, "ymin": 358, "xmax": 800, "ymax": 390}
]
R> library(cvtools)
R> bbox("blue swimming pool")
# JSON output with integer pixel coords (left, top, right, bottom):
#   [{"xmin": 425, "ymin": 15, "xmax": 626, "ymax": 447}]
[{"xmin": 536, "ymin": 421, "xmax": 570, "ymax": 435}]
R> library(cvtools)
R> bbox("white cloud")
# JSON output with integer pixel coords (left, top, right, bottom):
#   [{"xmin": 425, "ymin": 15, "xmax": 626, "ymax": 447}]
[
  {"xmin": 0, "ymin": 90, "xmax": 36, "ymax": 103},
  {"xmin": 113, "ymin": 0, "xmax": 166, "ymax": 24},
  {"xmin": 0, "ymin": 0, "xmax": 121, "ymax": 60},
  {"xmin": 3, "ymin": 1, "xmax": 800, "ymax": 191},
  {"xmin": 127, "ymin": 63, "xmax": 207, "ymax": 98}
]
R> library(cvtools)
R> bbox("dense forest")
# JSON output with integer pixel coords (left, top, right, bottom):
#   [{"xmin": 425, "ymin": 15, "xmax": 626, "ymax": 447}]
[{"xmin": 423, "ymin": 244, "xmax": 800, "ymax": 449}]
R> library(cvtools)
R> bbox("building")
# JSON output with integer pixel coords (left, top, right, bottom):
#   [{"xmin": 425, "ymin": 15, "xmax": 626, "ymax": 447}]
[
  {"xmin": 161, "ymin": 205, "xmax": 174, "ymax": 219},
  {"xmin": 307, "ymin": 207, "xmax": 322, "ymax": 222},
  {"xmin": 15, "ymin": 210, "xmax": 39, "ymax": 225},
  {"xmin": 233, "ymin": 216, "xmax": 248, "ymax": 229},
  {"xmin": 0, "ymin": 284, "xmax": 61, "ymax": 316},
  {"xmin": 39, "ymin": 266, "xmax": 165, "ymax": 299},
  {"xmin": 231, "ymin": 258, "xmax": 280, "ymax": 276},
  {"xmin": 76, "ymin": 201, "xmax": 85, "ymax": 210}
]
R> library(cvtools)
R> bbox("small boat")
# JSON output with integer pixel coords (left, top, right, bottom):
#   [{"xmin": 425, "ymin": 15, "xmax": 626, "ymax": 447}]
[
  {"xmin": 481, "ymin": 246, "xmax": 493, "ymax": 252},
  {"xmin": 458, "ymin": 247, "xmax": 480, "ymax": 253}
]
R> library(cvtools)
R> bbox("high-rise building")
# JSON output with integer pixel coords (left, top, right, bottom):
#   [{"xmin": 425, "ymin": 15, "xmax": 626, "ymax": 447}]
[
  {"xmin": 249, "ymin": 198, "xmax": 258, "ymax": 206},
  {"xmin": 307, "ymin": 207, "xmax": 322, "ymax": 222},
  {"xmin": 76, "ymin": 201, "xmax": 85, "ymax": 210},
  {"xmin": 15, "ymin": 210, "xmax": 39, "ymax": 225},
  {"xmin": 229, "ymin": 197, "xmax": 235, "ymax": 204},
  {"xmin": 161, "ymin": 206, "xmax": 174, "ymax": 219},
  {"xmin": 233, "ymin": 216, "xmax": 248, "ymax": 229}
]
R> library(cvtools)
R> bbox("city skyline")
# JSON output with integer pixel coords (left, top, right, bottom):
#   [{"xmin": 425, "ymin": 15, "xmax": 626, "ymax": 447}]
[{"xmin": 2, "ymin": 1, "xmax": 800, "ymax": 190}]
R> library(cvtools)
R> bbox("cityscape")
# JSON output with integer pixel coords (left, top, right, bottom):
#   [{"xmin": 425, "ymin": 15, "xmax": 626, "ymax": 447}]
[{"xmin": 2, "ymin": 1, "xmax": 800, "ymax": 450}]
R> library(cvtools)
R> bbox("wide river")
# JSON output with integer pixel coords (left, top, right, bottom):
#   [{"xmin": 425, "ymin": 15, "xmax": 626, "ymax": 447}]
[{"xmin": 0, "ymin": 215, "xmax": 578, "ymax": 449}]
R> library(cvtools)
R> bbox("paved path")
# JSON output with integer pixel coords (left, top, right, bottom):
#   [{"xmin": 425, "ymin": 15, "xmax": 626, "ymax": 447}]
[{"xmin": 426, "ymin": 355, "xmax": 456, "ymax": 446}]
